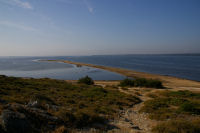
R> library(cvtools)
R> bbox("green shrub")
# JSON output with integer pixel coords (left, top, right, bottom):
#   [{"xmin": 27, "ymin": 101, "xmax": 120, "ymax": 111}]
[
  {"xmin": 134, "ymin": 78, "xmax": 147, "ymax": 87},
  {"xmin": 140, "ymin": 98, "xmax": 169, "ymax": 113},
  {"xmin": 144, "ymin": 79, "xmax": 164, "ymax": 88},
  {"xmin": 152, "ymin": 119, "xmax": 200, "ymax": 133},
  {"xmin": 135, "ymin": 78, "xmax": 164, "ymax": 88},
  {"xmin": 179, "ymin": 102, "xmax": 200, "ymax": 114},
  {"xmin": 167, "ymin": 98, "xmax": 188, "ymax": 106},
  {"xmin": 78, "ymin": 76, "xmax": 94, "ymax": 85},
  {"xmin": 149, "ymin": 109, "xmax": 177, "ymax": 120},
  {"xmin": 161, "ymin": 90, "xmax": 200, "ymax": 100},
  {"xmin": 120, "ymin": 78, "xmax": 164, "ymax": 88},
  {"xmin": 120, "ymin": 78, "xmax": 134, "ymax": 86},
  {"xmin": 141, "ymin": 90, "xmax": 200, "ymax": 121}
]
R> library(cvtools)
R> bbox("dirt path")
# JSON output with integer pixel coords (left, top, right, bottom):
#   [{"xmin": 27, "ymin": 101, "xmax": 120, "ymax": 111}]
[
  {"xmin": 92, "ymin": 80, "xmax": 156, "ymax": 133},
  {"xmin": 107, "ymin": 87, "xmax": 157, "ymax": 133},
  {"xmin": 66, "ymin": 80, "xmax": 200, "ymax": 133},
  {"xmin": 66, "ymin": 80, "xmax": 156, "ymax": 132}
]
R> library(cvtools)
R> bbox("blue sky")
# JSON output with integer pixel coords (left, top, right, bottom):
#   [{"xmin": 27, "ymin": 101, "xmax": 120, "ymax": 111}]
[{"xmin": 0, "ymin": 0, "xmax": 200, "ymax": 56}]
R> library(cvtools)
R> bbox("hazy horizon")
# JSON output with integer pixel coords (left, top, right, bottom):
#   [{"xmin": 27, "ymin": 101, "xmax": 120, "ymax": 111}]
[
  {"xmin": 0, "ymin": 52, "xmax": 200, "ymax": 57},
  {"xmin": 1, "ymin": 0, "xmax": 200, "ymax": 56}
]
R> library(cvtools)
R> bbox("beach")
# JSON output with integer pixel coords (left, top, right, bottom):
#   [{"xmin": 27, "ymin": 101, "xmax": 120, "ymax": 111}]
[{"xmin": 44, "ymin": 60, "xmax": 200, "ymax": 92}]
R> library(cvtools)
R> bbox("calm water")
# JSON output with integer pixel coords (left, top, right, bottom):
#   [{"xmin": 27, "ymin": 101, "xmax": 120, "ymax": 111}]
[
  {"xmin": 0, "ymin": 57, "xmax": 125, "ymax": 80},
  {"xmin": 62, "ymin": 54, "xmax": 200, "ymax": 81},
  {"xmin": 0, "ymin": 54, "xmax": 199, "ymax": 81}
]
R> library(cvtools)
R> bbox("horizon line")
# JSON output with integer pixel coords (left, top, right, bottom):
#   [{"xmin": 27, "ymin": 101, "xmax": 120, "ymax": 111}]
[{"xmin": 0, "ymin": 53, "xmax": 199, "ymax": 57}]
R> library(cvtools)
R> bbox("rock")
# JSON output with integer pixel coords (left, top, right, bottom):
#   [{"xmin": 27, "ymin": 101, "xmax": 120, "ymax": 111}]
[
  {"xmin": 51, "ymin": 105, "xmax": 59, "ymax": 111},
  {"xmin": 1, "ymin": 110, "xmax": 31, "ymax": 133},
  {"xmin": 6, "ymin": 103, "xmax": 24, "ymax": 111},
  {"xmin": 27, "ymin": 100, "xmax": 40, "ymax": 108},
  {"xmin": 27, "ymin": 95, "xmax": 57, "ymax": 110},
  {"xmin": 45, "ymin": 104, "xmax": 59, "ymax": 111},
  {"xmin": 0, "ymin": 103, "xmax": 63, "ymax": 132},
  {"xmin": 0, "ymin": 124, "xmax": 5, "ymax": 133},
  {"xmin": 124, "ymin": 118, "xmax": 130, "ymax": 122},
  {"xmin": 0, "ymin": 99, "xmax": 7, "ymax": 104},
  {"xmin": 24, "ymin": 107, "xmax": 60, "ymax": 123},
  {"xmin": 131, "ymin": 125, "xmax": 141, "ymax": 130}
]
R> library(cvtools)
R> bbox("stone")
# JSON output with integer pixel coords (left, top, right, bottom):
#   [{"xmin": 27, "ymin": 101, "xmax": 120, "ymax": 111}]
[
  {"xmin": 1, "ymin": 110, "xmax": 31, "ymax": 133},
  {"xmin": 6, "ymin": 103, "xmax": 24, "ymax": 111},
  {"xmin": 124, "ymin": 118, "xmax": 130, "ymax": 122},
  {"xmin": 0, "ymin": 99, "xmax": 7, "ymax": 104},
  {"xmin": 0, "ymin": 124, "xmax": 5, "ymax": 133},
  {"xmin": 27, "ymin": 100, "xmax": 40, "ymax": 108},
  {"xmin": 131, "ymin": 125, "xmax": 141, "ymax": 130},
  {"xmin": 0, "ymin": 103, "xmax": 63, "ymax": 132}
]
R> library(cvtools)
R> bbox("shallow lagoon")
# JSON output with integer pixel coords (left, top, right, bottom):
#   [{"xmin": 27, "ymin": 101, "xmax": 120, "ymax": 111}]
[{"xmin": 0, "ymin": 57, "xmax": 125, "ymax": 80}]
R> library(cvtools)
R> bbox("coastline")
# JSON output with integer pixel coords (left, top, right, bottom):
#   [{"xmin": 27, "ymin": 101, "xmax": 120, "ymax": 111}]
[
  {"xmin": 1, "ymin": 60, "xmax": 200, "ymax": 132},
  {"xmin": 42, "ymin": 60, "xmax": 200, "ymax": 91}
]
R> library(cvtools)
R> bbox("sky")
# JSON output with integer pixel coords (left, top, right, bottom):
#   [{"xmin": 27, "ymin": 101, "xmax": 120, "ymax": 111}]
[{"xmin": 0, "ymin": 0, "xmax": 200, "ymax": 56}]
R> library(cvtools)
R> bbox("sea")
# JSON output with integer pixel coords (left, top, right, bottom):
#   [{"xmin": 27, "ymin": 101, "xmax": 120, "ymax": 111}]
[{"xmin": 0, "ymin": 54, "xmax": 199, "ymax": 81}]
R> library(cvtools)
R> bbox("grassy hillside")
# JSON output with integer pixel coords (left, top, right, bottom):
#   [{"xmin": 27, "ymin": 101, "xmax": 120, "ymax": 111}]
[
  {"xmin": 141, "ymin": 90, "xmax": 200, "ymax": 133},
  {"xmin": 1, "ymin": 74, "xmax": 199, "ymax": 133},
  {"xmin": 0, "ymin": 75, "xmax": 140, "ymax": 133}
]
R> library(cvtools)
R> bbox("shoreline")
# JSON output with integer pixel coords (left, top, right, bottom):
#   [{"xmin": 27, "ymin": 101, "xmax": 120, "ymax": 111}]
[{"xmin": 42, "ymin": 60, "xmax": 200, "ymax": 91}]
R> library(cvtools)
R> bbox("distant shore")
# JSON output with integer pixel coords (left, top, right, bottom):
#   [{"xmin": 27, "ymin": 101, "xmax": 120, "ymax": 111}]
[{"xmin": 41, "ymin": 60, "xmax": 200, "ymax": 91}]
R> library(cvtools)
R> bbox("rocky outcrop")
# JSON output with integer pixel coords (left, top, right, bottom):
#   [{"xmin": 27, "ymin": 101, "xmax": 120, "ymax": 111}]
[
  {"xmin": 0, "ymin": 103, "xmax": 63, "ymax": 133},
  {"xmin": 0, "ymin": 124, "xmax": 5, "ymax": 133},
  {"xmin": 1, "ymin": 110, "xmax": 31, "ymax": 133}
]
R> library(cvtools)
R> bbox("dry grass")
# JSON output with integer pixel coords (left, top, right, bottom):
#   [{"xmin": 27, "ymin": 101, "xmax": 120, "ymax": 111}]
[
  {"xmin": 139, "ymin": 90, "xmax": 200, "ymax": 133},
  {"xmin": 152, "ymin": 119, "xmax": 200, "ymax": 133},
  {"xmin": 51, "ymin": 126, "xmax": 68, "ymax": 133}
]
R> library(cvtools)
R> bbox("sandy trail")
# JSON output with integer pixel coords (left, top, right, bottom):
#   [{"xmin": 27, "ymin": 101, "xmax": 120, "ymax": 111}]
[
  {"xmin": 66, "ymin": 80, "xmax": 157, "ymax": 133},
  {"xmin": 106, "ymin": 87, "xmax": 157, "ymax": 133}
]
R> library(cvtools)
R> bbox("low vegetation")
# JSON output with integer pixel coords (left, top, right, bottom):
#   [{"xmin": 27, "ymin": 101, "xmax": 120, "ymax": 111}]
[
  {"xmin": 0, "ymin": 75, "xmax": 140, "ymax": 132},
  {"xmin": 152, "ymin": 119, "xmax": 200, "ymax": 133},
  {"xmin": 141, "ymin": 90, "xmax": 200, "ymax": 133},
  {"xmin": 78, "ymin": 76, "xmax": 94, "ymax": 85},
  {"xmin": 120, "ymin": 78, "xmax": 164, "ymax": 88}
]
